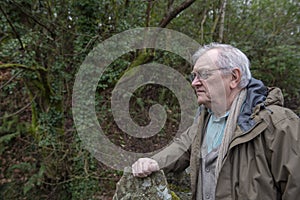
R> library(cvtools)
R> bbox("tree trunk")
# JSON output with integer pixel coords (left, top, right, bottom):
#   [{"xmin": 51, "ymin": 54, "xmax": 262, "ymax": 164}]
[{"xmin": 218, "ymin": 0, "xmax": 228, "ymax": 43}]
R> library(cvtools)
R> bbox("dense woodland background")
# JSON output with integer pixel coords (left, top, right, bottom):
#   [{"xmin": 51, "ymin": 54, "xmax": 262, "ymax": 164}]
[{"xmin": 0, "ymin": 0, "xmax": 299, "ymax": 199}]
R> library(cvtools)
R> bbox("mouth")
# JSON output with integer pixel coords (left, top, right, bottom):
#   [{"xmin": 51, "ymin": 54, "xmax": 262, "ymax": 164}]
[{"xmin": 196, "ymin": 90, "xmax": 206, "ymax": 95}]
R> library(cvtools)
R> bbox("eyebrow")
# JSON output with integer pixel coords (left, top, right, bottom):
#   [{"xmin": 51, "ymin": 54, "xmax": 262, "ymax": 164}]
[{"xmin": 192, "ymin": 68, "xmax": 217, "ymax": 73}]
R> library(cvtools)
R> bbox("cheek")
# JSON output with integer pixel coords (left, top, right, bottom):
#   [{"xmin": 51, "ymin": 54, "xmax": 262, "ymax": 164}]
[
  {"xmin": 207, "ymin": 82, "xmax": 226, "ymax": 98},
  {"xmin": 206, "ymin": 82, "xmax": 217, "ymax": 94},
  {"xmin": 201, "ymin": 82, "xmax": 209, "ymax": 92}
]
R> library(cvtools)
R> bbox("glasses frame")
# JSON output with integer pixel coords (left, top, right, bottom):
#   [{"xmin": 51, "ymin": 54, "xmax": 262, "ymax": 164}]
[{"xmin": 190, "ymin": 68, "xmax": 230, "ymax": 81}]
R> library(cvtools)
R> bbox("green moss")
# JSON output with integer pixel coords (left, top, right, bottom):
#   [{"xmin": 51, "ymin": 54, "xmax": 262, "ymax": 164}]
[
  {"xmin": 171, "ymin": 191, "xmax": 180, "ymax": 200},
  {"xmin": 169, "ymin": 183, "xmax": 190, "ymax": 193}
]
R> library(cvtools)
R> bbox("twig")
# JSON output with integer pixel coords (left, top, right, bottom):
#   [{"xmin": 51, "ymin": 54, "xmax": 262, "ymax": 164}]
[
  {"xmin": 0, "ymin": 94, "xmax": 37, "ymax": 119},
  {"xmin": 0, "ymin": 70, "xmax": 22, "ymax": 90}
]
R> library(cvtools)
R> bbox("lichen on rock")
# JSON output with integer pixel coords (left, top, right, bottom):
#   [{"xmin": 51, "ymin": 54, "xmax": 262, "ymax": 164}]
[{"xmin": 113, "ymin": 167, "xmax": 173, "ymax": 200}]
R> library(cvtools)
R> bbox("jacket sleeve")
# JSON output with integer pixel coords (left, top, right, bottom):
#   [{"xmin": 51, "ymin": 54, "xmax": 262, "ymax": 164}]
[
  {"xmin": 267, "ymin": 108, "xmax": 300, "ymax": 199},
  {"xmin": 151, "ymin": 121, "xmax": 199, "ymax": 173}
]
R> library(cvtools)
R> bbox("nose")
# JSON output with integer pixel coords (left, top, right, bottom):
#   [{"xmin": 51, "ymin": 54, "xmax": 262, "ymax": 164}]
[{"xmin": 191, "ymin": 77, "xmax": 202, "ymax": 88}]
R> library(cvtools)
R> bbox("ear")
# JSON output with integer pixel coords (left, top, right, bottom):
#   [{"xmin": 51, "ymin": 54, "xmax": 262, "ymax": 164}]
[{"xmin": 230, "ymin": 68, "xmax": 242, "ymax": 89}]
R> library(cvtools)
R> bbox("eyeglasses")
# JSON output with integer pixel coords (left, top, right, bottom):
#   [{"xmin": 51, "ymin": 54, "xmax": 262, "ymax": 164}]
[{"xmin": 190, "ymin": 68, "xmax": 228, "ymax": 81}]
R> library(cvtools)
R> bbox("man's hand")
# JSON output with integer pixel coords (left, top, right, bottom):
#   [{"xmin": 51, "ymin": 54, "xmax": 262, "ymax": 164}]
[{"xmin": 132, "ymin": 158, "xmax": 160, "ymax": 177}]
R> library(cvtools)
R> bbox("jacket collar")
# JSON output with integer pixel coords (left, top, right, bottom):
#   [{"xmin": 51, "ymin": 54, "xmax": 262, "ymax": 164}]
[
  {"xmin": 196, "ymin": 78, "xmax": 284, "ymax": 132},
  {"xmin": 237, "ymin": 78, "xmax": 268, "ymax": 132}
]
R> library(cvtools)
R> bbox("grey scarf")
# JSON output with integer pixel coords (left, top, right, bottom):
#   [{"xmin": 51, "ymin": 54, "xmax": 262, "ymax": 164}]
[{"xmin": 215, "ymin": 89, "xmax": 247, "ymax": 182}]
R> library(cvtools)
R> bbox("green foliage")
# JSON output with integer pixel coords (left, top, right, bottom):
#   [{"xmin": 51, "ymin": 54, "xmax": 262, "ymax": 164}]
[
  {"xmin": 66, "ymin": 177, "xmax": 99, "ymax": 200},
  {"xmin": 251, "ymin": 45, "xmax": 300, "ymax": 112},
  {"xmin": 0, "ymin": 115, "xmax": 27, "ymax": 154},
  {"xmin": 23, "ymin": 165, "xmax": 45, "ymax": 194},
  {"xmin": 6, "ymin": 163, "xmax": 45, "ymax": 195}
]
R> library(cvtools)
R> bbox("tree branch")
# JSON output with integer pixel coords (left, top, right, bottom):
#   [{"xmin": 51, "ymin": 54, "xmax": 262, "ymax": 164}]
[
  {"xmin": 159, "ymin": 0, "xmax": 196, "ymax": 28},
  {"xmin": 0, "ymin": 63, "xmax": 47, "ymax": 72},
  {"xmin": 0, "ymin": 5, "xmax": 24, "ymax": 50},
  {"xmin": 200, "ymin": 8, "xmax": 208, "ymax": 44},
  {"xmin": 146, "ymin": 0, "xmax": 155, "ymax": 27},
  {"xmin": 211, "ymin": 13, "xmax": 220, "ymax": 39},
  {"xmin": 167, "ymin": 0, "xmax": 175, "ymax": 10},
  {"xmin": 10, "ymin": 0, "xmax": 55, "ymax": 38}
]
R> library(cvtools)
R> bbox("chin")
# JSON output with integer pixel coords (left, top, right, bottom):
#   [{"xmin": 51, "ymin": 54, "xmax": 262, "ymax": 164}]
[
  {"xmin": 197, "ymin": 97, "xmax": 210, "ymax": 107},
  {"xmin": 197, "ymin": 99, "xmax": 206, "ymax": 106}
]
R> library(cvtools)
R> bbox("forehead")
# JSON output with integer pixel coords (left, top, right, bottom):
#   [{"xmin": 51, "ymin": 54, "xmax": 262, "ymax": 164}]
[{"xmin": 194, "ymin": 49, "xmax": 219, "ymax": 71}]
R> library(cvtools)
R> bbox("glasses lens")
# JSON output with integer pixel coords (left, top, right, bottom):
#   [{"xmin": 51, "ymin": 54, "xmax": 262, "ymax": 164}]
[
  {"xmin": 189, "ymin": 73, "xmax": 196, "ymax": 82},
  {"xmin": 200, "ymin": 71, "xmax": 209, "ymax": 80}
]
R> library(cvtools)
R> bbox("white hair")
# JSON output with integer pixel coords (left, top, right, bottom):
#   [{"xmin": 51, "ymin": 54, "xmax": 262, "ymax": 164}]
[{"xmin": 192, "ymin": 43, "xmax": 252, "ymax": 88}]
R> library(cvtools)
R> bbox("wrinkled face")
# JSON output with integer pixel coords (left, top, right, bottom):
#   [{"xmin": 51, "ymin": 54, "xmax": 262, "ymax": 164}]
[{"xmin": 191, "ymin": 49, "xmax": 232, "ymax": 113}]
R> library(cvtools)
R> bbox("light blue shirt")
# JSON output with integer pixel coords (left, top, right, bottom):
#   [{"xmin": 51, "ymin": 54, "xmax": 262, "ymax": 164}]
[
  {"xmin": 204, "ymin": 111, "xmax": 229, "ymax": 153},
  {"xmin": 198, "ymin": 111, "xmax": 229, "ymax": 200}
]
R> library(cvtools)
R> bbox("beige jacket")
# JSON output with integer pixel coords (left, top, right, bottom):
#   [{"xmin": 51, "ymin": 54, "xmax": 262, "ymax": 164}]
[{"xmin": 153, "ymin": 85, "xmax": 300, "ymax": 199}]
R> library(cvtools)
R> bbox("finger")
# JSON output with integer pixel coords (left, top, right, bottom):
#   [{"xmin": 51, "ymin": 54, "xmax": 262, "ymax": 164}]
[
  {"xmin": 141, "ymin": 161, "xmax": 157, "ymax": 176},
  {"xmin": 134, "ymin": 159, "xmax": 146, "ymax": 177},
  {"xmin": 132, "ymin": 160, "xmax": 141, "ymax": 176},
  {"xmin": 132, "ymin": 158, "xmax": 158, "ymax": 177},
  {"xmin": 141, "ymin": 160, "xmax": 150, "ymax": 176},
  {"xmin": 149, "ymin": 162, "xmax": 159, "ymax": 172}
]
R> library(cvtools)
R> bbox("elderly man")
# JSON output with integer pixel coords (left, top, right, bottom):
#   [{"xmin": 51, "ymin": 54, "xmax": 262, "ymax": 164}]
[{"xmin": 132, "ymin": 43, "xmax": 300, "ymax": 200}]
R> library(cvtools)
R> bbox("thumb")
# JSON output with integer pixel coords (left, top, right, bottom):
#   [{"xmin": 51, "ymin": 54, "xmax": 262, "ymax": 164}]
[{"xmin": 149, "ymin": 161, "xmax": 159, "ymax": 171}]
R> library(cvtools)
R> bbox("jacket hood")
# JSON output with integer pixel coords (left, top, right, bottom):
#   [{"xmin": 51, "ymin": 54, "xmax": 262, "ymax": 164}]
[
  {"xmin": 265, "ymin": 87, "xmax": 284, "ymax": 107},
  {"xmin": 237, "ymin": 78, "xmax": 269, "ymax": 132}
]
